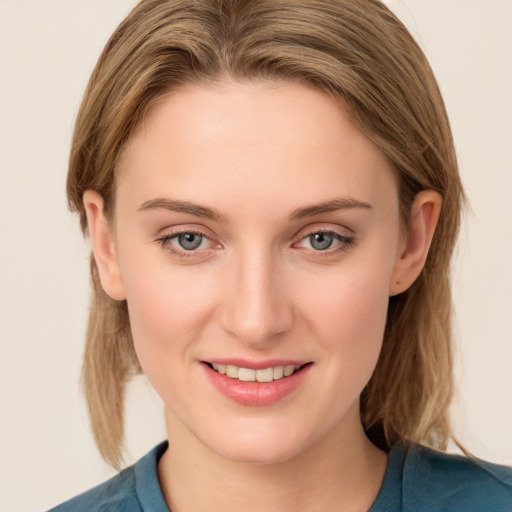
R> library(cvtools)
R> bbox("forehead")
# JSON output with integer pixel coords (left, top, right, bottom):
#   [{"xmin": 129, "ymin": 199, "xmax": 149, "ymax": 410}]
[{"xmin": 117, "ymin": 80, "xmax": 397, "ymax": 218}]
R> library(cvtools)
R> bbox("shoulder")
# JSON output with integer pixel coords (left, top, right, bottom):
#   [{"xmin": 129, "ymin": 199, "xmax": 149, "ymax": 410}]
[
  {"xmin": 48, "ymin": 467, "xmax": 140, "ymax": 512},
  {"xmin": 47, "ymin": 442, "xmax": 169, "ymax": 512},
  {"xmin": 402, "ymin": 444, "xmax": 512, "ymax": 512}
]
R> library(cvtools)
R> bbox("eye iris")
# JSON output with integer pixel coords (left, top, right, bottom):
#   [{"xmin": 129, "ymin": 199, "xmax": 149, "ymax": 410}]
[
  {"xmin": 178, "ymin": 233, "xmax": 203, "ymax": 250},
  {"xmin": 310, "ymin": 233, "xmax": 333, "ymax": 250}
]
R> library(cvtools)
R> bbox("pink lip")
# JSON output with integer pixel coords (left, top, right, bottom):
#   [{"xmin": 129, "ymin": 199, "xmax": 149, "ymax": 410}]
[{"xmin": 202, "ymin": 361, "xmax": 312, "ymax": 406}]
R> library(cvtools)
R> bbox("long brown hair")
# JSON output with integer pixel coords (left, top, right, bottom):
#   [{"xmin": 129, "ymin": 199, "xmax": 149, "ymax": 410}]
[{"xmin": 67, "ymin": 0, "xmax": 464, "ymax": 469}]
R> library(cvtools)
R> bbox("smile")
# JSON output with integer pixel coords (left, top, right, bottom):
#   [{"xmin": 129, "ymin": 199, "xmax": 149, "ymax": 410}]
[
  {"xmin": 203, "ymin": 361, "xmax": 313, "ymax": 406},
  {"xmin": 209, "ymin": 363, "xmax": 301, "ymax": 382}
]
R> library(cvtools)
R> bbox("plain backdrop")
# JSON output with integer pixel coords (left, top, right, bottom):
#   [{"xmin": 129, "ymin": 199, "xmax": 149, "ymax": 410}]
[{"xmin": 0, "ymin": 1, "xmax": 511, "ymax": 510}]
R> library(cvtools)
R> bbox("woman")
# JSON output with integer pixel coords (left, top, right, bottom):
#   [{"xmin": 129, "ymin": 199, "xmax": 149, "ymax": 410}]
[{"xmin": 49, "ymin": 0, "xmax": 512, "ymax": 510}]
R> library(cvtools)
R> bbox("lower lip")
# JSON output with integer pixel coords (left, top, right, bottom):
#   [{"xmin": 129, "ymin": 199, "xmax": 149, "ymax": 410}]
[{"xmin": 203, "ymin": 364, "xmax": 312, "ymax": 406}]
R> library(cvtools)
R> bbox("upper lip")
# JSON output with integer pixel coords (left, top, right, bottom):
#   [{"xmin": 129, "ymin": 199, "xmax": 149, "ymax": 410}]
[{"xmin": 204, "ymin": 358, "xmax": 311, "ymax": 370}]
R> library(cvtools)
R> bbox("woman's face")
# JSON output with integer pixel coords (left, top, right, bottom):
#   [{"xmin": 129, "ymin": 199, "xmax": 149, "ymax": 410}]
[{"xmin": 109, "ymin": 81, "xmax": 405, "ymax": 463}]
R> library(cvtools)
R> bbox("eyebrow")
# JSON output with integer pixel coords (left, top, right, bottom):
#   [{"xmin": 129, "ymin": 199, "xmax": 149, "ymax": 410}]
[
  {"xmin": 138, "ymin": 198, "xmax": 228, "ymax": 222},
  {"xmin": 137, "ymin": 196, "xmax": 373, "ymax": 222},
  {"xmin": 289, "ymin": 197, "xmax": 373, "ymax": 220}
]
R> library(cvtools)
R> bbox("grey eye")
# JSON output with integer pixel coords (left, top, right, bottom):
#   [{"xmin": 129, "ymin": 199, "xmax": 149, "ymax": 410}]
[
  {"xmin": 309, "ymin": 233, "xmax": 334, "ymax": 250},
  {"xmin": 177, "ymin": 233, "xmax": 203, "ymax": 250}
]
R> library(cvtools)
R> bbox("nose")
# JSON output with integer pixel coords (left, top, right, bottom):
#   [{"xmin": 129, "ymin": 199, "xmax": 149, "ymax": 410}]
[{"xmin": 219, "ymin": 248, "xmax": 293, "ymax": 347}]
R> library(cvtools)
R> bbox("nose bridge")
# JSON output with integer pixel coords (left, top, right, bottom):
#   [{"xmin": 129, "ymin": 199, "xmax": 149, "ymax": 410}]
[{"xmin": 220, "ymin": 244, "xmax": 292, "ymax": 346}]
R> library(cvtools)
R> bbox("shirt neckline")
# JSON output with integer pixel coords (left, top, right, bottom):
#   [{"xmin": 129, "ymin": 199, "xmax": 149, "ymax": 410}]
[
  {"xmin": 134, "ymin": 441, "xmax": 170, "ymax": 511},
  {"xmin": 134, "ymin": 440, "xmax": 406, "ymax": 512}
]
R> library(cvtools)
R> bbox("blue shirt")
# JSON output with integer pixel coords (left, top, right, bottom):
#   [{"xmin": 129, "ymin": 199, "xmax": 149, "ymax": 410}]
[{"xmin": 48, "ymin": 441, "xmax": 512, "ymax": 511}]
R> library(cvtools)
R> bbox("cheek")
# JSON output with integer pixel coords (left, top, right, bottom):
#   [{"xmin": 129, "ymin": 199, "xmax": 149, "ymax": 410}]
[
  {"xmin": 305, "ymin": 260, "xmax": 390, "ymax": 337},
  {"xmin": 119, "ymin": 252, "xmax": 220, "ymax": 368},
  {"xmin": 301, "ymin": 261, "xmax": 391, "ymax": 383}
]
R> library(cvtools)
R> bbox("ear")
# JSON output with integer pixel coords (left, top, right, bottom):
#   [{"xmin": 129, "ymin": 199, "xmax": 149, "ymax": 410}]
[
  {"xmin": 83, "ymin": 190, "xmax": 126, "ymax": 301},
  {"xmin": 389, "ymin": 190, "xmax": 442, "ymax": 296}
]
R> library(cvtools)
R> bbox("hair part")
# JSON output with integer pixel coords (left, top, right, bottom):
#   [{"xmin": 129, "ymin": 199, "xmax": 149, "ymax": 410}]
[{"xmin": 68, "ymin": 0, "xmax": 465, "ymax": 469}]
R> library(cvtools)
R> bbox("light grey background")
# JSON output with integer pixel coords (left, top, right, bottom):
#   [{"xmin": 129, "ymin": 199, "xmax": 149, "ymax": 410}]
[{"xmin": 0, "ymin": 1, "xmax": 511, "ymax": 510}]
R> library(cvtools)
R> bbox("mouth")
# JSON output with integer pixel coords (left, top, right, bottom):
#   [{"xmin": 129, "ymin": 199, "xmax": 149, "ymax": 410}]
[
  {"xmin": 202, "ymin": 360, "xmax": 313, "ymax": 405},
  {"xmin": 203, "ymin": 362, "xmax": 311, "ymax": 382}
]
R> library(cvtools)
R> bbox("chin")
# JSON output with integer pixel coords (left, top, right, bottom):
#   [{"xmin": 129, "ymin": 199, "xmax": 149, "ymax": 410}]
[
  {"xmin": 203, "ymin": 423, "xmax": 313, "ymax": 465},
  {"xmin": 217, "ymin": 443, "xmax": 300, "ymax": 465}
]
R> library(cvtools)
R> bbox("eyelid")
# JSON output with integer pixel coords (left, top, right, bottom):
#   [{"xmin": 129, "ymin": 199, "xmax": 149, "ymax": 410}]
[
  {"xmin": 292, "ymin": 224, "xmax": 356, "ymax": 253},
  {"xmin": 154, "ymin": 223, "xmax": 221, "ymax": 243},
  {"xmin": 293, "ymin": 223, "xmax": 354, "ymax": 242},
  {"xmin": 155, "ymin": 225, "xmax": 222, "ymax": 258}
]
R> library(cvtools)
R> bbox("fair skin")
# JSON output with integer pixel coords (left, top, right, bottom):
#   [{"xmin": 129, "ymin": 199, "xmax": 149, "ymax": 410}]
[{"xmin": 85, "ymin": 81, "xmax": 441, "ymax": 512}]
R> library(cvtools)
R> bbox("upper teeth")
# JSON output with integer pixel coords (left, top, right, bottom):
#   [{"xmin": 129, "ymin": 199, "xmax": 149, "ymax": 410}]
[{"xmin": 211, "ymin": 363, "xmax": 300, "ymax": 382}]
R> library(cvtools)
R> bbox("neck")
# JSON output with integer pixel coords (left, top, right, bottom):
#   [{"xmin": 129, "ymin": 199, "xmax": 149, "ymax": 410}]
[{"xmin": 157, "ymin": 405, "xmax": 387, "ymax": 512}]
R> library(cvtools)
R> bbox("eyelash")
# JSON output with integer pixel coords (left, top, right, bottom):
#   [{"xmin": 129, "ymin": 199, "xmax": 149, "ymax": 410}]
[
  {"xmin": 155, "ymin": 229, "xmax": 217, "ymax": 259},
  {"xmin": 155, "ymin": 228, "xmax": 355, "ymax": 259},
  {"xmin": 293, "ymin": 229, "xmax": 355, "ymax": 254}
]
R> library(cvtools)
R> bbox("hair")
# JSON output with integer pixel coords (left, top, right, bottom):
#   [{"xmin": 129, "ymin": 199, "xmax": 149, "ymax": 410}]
[{"xmin": 67, "ymin": 0, "xmax": 464, "ymax": 469}]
